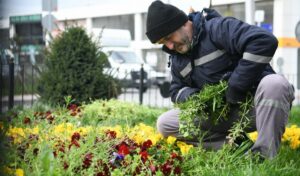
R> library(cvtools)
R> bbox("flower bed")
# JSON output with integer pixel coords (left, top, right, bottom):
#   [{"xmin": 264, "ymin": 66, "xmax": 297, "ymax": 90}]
[
  {"xmin": 1, "ymin": 100, "xmax": 300, "ymax": 175},
  {"xmin": 0, "ymin": 100, "xmax": 190, "ymax": 175},
  {"xmin": 4, "ymin": 122, "xmax": 193, "ymax": 175}
]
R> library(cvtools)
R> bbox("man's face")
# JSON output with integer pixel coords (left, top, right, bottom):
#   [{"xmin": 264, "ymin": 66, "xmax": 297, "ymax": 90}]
[{"xmin": 158, "ymin": 27, "xmax": 192, "ymax": 54}]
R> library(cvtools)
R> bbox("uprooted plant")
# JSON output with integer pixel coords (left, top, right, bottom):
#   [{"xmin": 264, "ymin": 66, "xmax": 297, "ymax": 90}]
[{"xmin": 176, "ymin": 81, "xmax": 254, "ymax": 146}]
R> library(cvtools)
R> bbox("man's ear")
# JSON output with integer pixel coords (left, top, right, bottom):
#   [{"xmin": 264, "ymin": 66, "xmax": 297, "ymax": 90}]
[{"xmin": 182, "ymin": 20, "xmax": 190, "ymax": 27}]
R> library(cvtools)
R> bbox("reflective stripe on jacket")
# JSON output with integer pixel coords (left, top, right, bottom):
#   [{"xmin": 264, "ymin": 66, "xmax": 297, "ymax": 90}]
[{"xmin": 163, "ymin": 9, "xmax": 276, "ymax": 103}]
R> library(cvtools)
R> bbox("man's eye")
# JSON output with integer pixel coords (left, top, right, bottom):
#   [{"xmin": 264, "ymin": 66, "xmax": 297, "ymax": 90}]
[{"xmin": 165, "ymin": 35, "xmax": 171, "ymax": 40}]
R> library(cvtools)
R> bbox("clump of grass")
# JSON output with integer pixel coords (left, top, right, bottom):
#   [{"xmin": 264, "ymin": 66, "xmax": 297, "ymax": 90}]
[
  {"xmin": 289, "ymin": 105, "xmax": 300, "ymax": 124},
  {"xmin": 176, "ymin": 81, "xmax": 229, "ymax": 138},
  {"xmin": 81, "ymin": 99, "xmax": 166, "ymax": 127},
  {"xmin": 182, "ymin": 144, "xmax": 300, "ymax": 176},
  {"xmin": 176, "ymin": 81, "xmax": 253, "ymax": 144}
]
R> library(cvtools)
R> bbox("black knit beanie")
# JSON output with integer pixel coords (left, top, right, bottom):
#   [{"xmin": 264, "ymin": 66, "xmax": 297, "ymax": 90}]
[{"xmin": 146, "ymin": 1, "xmax": 188, "ymax": 43}]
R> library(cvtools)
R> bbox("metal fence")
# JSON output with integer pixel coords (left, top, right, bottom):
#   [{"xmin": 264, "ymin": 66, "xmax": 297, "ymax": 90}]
[
  {"xmin": 0, "ymin": 61, "xmax": 173, "ymax": 113},
  {"xmin": 0, "ymin": 60, "xmax": 41, "ymax": 113},
  {"xmin": 1, "ymin": 60, "xmax": 300, "ymax": 114}
]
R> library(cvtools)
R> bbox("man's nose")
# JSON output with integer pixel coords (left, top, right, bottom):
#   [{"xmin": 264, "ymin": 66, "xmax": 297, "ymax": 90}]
[{"xmin": 165, "ymin": 41, "xmax": 174, "ymax": 50}]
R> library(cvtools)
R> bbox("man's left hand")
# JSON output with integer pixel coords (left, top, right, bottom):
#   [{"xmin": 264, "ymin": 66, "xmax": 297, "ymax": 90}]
[{"xmin": 225, "ymin": 86, "xmax": 246, "ymax": 104}]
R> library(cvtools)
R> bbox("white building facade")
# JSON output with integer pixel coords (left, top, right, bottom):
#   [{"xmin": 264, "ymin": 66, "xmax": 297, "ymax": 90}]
[{"xmin": 1, "ymin": 0, "xmax": 300, "ymax": 103}]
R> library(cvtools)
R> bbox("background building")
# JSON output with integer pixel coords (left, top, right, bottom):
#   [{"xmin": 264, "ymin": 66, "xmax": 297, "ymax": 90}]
[{"xmin": 1, "ymin": 0, "xmax": 300, "ymax": 103}]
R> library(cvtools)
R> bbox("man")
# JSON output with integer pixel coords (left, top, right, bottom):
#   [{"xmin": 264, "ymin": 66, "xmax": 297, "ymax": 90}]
[{"xmin": 146, "ymin": 0, "xmax": 295, "ymax": 159}]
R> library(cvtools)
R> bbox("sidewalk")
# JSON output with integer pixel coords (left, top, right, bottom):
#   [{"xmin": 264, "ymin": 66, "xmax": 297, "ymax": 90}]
[
  {"xmin": 1, "ymin": 94, "xmax": 39, "ymax": 112},
  {"xmin": 1, "ymin": 94, "xmax": 39, "ymax": 101}
]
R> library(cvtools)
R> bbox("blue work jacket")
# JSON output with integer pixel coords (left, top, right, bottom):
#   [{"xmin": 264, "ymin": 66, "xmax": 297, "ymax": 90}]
[{"xmin": 163, "ymin": 9, "xmax": 277, "ymax": 103}]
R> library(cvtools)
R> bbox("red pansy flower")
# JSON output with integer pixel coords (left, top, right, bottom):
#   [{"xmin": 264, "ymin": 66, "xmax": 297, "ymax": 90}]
[
  {"xmin": 160, "ymin": 161, "xmax": 173, "ymax": 175},
  {"xmin": 82, "ymin": 153, "xmax": 93, "ymax": 168},
  {"xmin": 69, "ymin": 140, "xmax": 80, "ymax": 149},
  {"xmin": 174, "ymin": 166, "xmax": 181, "ymax": 175},
  {"xmin": 63, "ymin": 161, "xmax": 69, "ymax": 170},
  {"xmin": 118, "ymin": 143, "xmax": 130, "ymax": 156},
  {"xmin": 139, "ymin": 150, "xmax": 149, "ymax": 162},
  {"xmin": 105, "ymin": 130, "xmax": 116, "ymax": 139},
  {"xmin": 71, "ymin": 132, "xmax": 81, "ymax": 142},
  {"xmin": 23, "ymin": 117, "xmax": 31, "ymax": 124},
  {"xmin": 142, "ymin": 139, "xmax": 152, "ymax": 149}
]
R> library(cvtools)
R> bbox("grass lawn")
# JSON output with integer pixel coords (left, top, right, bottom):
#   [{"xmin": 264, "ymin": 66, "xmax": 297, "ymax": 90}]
[{"xmin": 1, "ymin": 100, "xmax": 300, "ymax": 176}]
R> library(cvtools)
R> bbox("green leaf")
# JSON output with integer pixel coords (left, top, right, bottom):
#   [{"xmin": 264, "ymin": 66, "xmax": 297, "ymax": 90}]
[
  {"xmin": 213, "ymin": 96, "xmax": 216, "ymax": 112},
  {"xmin": 39, "ymin": 144, "xmax": 55, "ymax": 176}
]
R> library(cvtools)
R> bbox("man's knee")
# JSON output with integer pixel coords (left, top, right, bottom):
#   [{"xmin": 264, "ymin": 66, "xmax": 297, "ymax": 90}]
[
  {"xmin": 257, "ymin": 74, "xmax": 294, "ymax": 102},
  {"xmin": 156, "ymin": 109, "xmax": 180, "ymax": 137},
  {"xmin": 255, "ymin": 74, "xmax": 293, "ymax": 121},
  {"xmin": 156, "ymin": 115, "xmax": 167, "ymax": 136}
]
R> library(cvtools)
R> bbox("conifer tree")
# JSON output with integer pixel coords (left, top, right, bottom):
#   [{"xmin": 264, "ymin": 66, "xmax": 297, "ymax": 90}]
[{"xmin": 38, "ymin": 27, "xmax": 119, "ymax": 105}]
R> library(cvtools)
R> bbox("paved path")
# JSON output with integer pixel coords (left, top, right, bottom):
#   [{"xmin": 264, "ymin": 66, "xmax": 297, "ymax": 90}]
[{"xmin": 118, "ymin": 87, "xmax": 173, "ymax": 108}]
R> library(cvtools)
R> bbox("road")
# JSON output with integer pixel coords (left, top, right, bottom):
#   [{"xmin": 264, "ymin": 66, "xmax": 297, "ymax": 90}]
[{"xmin": 118, "ymin": 87, "xmax": 173, "ymax": 108}]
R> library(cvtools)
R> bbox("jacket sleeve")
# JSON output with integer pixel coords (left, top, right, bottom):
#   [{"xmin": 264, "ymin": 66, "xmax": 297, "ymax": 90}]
[
  {"xmin": 208, "ymin": 17, "xmax": 278, "ymax": 103},
  {"xmin": 169, "ymin": 57, "xmax": 200, "ymax": 103}
]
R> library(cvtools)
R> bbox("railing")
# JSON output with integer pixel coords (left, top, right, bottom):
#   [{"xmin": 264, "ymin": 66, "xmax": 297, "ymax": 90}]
[
  {"xmin": 0, "ymin": 62, "xmax": 173, "ymax": 113},
  {"xmin": 0, "ymin": 60, "xmax": 41, "ymax": 113}
]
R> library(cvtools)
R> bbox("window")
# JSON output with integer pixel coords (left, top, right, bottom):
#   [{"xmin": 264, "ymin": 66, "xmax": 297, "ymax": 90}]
[
  {"xmin": 111, "ymin": 51, "xmax": 142, "ymax": 64},
  {"xmin": 213, "ymin": 3, "xmax": 245, "ymax": 21},
  {"xmin": 15, "ymin": 22, "xmax": 44, "ymax": 45},
  {"xmin": 92, "ymin": 15, "xmax": 135, "ymax": 40},
  {"xmin": 0, "ymin": 29, "xmax": 10, "ymax": 49},
  {"xmin": 212, "ymin": 0, "xmax": 273, "ymax": 26}
]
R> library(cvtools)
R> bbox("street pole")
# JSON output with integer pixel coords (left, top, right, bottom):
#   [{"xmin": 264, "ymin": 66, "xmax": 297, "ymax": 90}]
[
  {"xmin": 139, "ymin": 64, "xmax": 144, "ymax": 105},
  {"xmin": 0, "ymin": 55, "xmax": 2, "ymax": 114},
  {"xmin": 245, "ymin": 0, "xmax": 255, "ymax": 25},
  {"xmin": 8, "ymin": 56, "xmax": 14, "ymax": 110},
  {"xmin": 42, "ymin": 0, "xmax": 58, "ymax": 46}
]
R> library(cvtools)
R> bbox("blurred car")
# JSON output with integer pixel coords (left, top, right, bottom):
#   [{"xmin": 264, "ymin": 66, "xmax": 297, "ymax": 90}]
[
  {"xmin": 103, "ymin": 48, "xmax": 150, "ymax": 92},
  {"xmin": 93, "ymin": 28, "xmax": 168, "ymax": 92}
]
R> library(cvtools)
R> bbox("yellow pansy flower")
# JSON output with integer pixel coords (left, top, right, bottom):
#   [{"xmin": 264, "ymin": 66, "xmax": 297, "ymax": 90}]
[
  {"xmin": 77, "ymin": 126, "xmax": 92, "ymax": 136},
  {"xmin": 248, "ymin": 131, "xmax": 258, "ymax": 142},
  {"xmin": 52, "ymin": 123, "xmax": 75, "ymax": 140},
  {"xmin": 126, "ymin": 123, "xmax": 159, "ymax": 144},
  {"xmin": 290, "ymin": 139, "xmax": 300, "ymax": 149},
  {"xmin": 177, "ymin": 141, "xmax": 193, "ymax": 155},
  {"xmin": 6, "ymin": 127, "xmax": 26, "ymax": 144},
  {"xmin": 149, "ymin": 133, "xmax": 163, "ymax": 145},
  {"xmin": 15, "ymin": 168, "xmax": 24, "ymax": 176},
  {"xmin": 25, "ymin": 127, "xmax": 39, "ymax": 135},
  {"xmin": 167, "ymin": 136, "xmax": 177, "ymax": 145}
]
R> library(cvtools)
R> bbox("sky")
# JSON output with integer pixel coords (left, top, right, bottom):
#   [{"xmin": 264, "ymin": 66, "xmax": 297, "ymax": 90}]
[{"xmin": 1, "ymin": 0, "xmax": 209, "ymax": 17}]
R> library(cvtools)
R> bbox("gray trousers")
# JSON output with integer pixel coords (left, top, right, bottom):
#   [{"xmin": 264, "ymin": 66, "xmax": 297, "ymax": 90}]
[{"xmin": 157, "ymin": 74, "xmax": 295, "ymax": 158}]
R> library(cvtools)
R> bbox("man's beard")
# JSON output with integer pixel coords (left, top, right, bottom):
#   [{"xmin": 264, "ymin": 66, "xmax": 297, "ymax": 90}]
[{"xmin": 174, "ymin": 32, "xmax": 192, "ymax": 54}]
